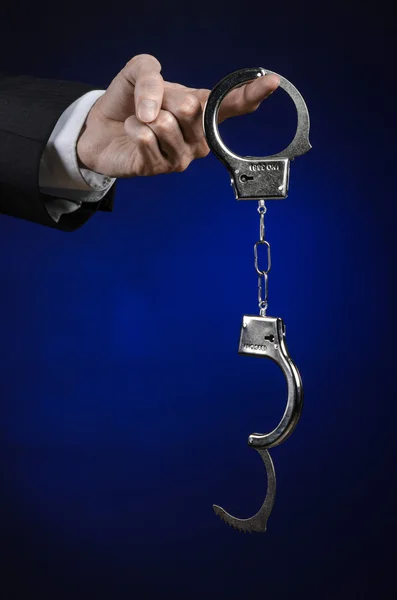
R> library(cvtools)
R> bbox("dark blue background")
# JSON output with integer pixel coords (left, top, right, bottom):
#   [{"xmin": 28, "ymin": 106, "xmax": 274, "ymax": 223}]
[{"xmin": 1, "ymin": 3, "xmax": 396, "ymax": 599}]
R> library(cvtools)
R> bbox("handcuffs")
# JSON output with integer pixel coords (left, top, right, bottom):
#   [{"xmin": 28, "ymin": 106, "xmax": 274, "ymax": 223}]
[{"xmin": 203, "ymin": 67, "xmax": 311, "ymax": 533}]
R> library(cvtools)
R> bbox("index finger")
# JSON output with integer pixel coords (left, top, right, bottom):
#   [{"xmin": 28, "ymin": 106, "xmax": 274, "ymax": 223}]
[
  {"xmin": 218, "ymin": 74, "xmax": 280, "ymax": 123},
  {"xmin": 125, "ymin": 54, "xmax": 164, "ymax": 123}
]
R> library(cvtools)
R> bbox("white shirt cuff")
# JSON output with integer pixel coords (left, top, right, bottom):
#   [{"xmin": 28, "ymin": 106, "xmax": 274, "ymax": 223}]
[{"xmin": 39, "ymin": 89, "xmax": 116, "ymax": 222}]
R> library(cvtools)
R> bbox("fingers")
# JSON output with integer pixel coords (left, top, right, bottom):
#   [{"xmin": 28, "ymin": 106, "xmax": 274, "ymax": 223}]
[
  {"xmin": 126, "ymin": 54, "xmax": 164, "ymax": 123},
  {"xmin": 162, "ymin": 90, "xmax": 203, "ymax": 143},
  {"xmin": 159, "ymin": 74, "xmax": 280, "ymax": 157},
  {"xmin": 146, "ymin": 109, "xmax": 192, "ymax": 171},
  {"xmin": 124, "ymin": 115, "xmax": 168, "ymax": 176},
  {"xmin": 96, "ymin": 54, "xmax": 164, "ymax": 124},
  {"xmin": 218, "ymin": 73, "xmax": 280, "ymax": 123},
  {"xmin": 124, "ymin": 110, "xmax": 192, "ymax": 175},
  {"xmin": 161, "ymin": 87, "xmax": 209, "ymax": 157}
]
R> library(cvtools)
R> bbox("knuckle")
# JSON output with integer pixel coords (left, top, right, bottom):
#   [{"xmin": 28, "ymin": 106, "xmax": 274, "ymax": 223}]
[
  {"xmin": 137, "ymin": 127, "xmax": 155, "ymax": 146},
  {"xmin": 198, "ymin": 144, "xmax": 210, "ymax": 158},
  {"xmin": 175, "ymin": 156, "xmax": 191, "ymax": 172},
  {"xmin": 153, "ymin": 160, "xmax": 167, "ymax": 175},
  {"xmin": 176, "ymin": 94, "xmax": 201, "ymax": 119},
  {"xmin": 193, "ymin": 141, "xmax": 210, "ymax": 159},
  {"xmin": 156, "ymin": 112, "xmax": 176, "ymax": 134}
]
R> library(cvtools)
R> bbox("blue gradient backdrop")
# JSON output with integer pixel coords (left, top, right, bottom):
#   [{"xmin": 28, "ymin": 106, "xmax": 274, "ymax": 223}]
[{"xmin": 1, "ymin": 4, "xmax": 396, "ymax": 599}]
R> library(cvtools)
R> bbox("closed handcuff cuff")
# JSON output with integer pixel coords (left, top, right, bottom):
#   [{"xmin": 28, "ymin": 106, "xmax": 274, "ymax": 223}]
[{"xmin": 202, "ymin": 67, "xmax": 311, "ymax": 533}]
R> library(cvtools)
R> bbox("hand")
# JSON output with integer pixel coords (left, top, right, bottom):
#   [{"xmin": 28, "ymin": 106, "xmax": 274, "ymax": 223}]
[{"xmin": 76, "ymin": 54, "xmax": 280, "ymax": 178}]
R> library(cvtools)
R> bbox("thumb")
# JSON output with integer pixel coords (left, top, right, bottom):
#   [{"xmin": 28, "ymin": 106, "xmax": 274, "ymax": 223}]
[{"xmin": 96, "ymin": 54, "xmax": 164, "ymax": 124}]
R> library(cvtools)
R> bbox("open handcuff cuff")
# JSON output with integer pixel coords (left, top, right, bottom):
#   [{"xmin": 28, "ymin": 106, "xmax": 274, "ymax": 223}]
[{"xmin": 203, "ymin": 67, "xmax": 311, "ymax": 533}]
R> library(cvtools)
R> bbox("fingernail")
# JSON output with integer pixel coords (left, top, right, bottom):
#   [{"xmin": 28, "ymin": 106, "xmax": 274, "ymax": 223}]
[{"xmin": 138, "ymin": 100, "xmax": 158, "ymax": 122}]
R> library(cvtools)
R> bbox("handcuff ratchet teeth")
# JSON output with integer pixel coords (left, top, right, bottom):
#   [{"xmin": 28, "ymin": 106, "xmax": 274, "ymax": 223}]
[{"xmin": 203, "ymin": 67, "xmax": 311, "ymax": 533}]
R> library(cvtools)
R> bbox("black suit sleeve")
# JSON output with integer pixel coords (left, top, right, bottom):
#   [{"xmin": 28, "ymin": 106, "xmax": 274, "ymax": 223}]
[{"xmin": 0, "ymin": 72, "xmax": 117, "ymax": 232}]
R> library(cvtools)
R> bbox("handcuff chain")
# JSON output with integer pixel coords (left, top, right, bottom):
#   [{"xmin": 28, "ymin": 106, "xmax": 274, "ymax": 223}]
[{"xmin": 254, "ymin": 200, "xmax": 271, "ymax": 316}]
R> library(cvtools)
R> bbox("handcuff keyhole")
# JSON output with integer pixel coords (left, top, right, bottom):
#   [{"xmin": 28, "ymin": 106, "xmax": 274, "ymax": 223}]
[
  {"xmin": 240, "ymin": 174, "xmax": 254, "ymax": 183},
  {"xmin": 265, "ymin": 335, "xmax": 275, "ymax": 343}
]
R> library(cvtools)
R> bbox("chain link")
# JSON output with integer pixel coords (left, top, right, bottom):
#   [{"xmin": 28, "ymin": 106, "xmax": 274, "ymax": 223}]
[{"xmin": 254, "ymin": 201, "xmax": 271, "ymax": 316}]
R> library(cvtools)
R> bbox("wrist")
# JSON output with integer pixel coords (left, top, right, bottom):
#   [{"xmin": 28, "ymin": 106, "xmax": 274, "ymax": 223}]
[
  {"xmin": 76, "ymin": 100, "xmax": 105, "ymax": 174},
  {"xmin": 76, "ymin": 122, "xmax": 96, "ymax": 172},
  {"xmin": 76, "ymin": 125, "xmax": 89, "ymax": 170}
]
